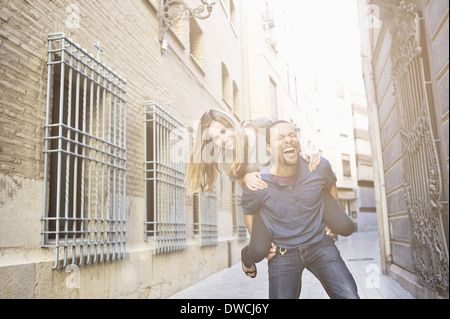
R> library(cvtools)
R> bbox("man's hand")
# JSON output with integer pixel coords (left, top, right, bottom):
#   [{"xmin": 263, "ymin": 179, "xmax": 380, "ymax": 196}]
[{"xmin": 266, "ymin": 242, "xmax": 277, "ymax": 260}]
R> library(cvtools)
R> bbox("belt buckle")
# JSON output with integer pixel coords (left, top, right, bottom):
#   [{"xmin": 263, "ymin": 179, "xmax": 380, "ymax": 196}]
[{"xmin": 279, "ymin": 247, "xmax": 287, "ymax": 256}]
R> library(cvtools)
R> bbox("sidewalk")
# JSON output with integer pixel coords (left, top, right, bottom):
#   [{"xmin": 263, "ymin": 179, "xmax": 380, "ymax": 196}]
[{"xmin": 169, "ymin": 230, "xmax": 415, "ymax": 299}]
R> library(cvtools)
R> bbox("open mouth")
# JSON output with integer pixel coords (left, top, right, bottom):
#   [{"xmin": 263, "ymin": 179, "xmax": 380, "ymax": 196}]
[
  {"xmin": 282, "ymin": 147, "xmax": 298, "ymax": 160},
  {"xmin": 283, "ymin": 147, "xmax": 296, "ymax": 155}
]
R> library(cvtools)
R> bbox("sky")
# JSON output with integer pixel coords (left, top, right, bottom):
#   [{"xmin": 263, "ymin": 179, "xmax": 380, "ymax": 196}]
[{"xmin": 276, "ymin": 0, "xmax": 366, "ymax": 95}]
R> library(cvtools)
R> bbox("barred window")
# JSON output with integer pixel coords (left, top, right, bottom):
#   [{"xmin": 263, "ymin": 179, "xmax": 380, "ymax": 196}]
[
  {"xmin": 193, "ymin": 192, "xmax": 218, "ymax": 247},
  {"xmin": 42, "ymin": 33, "xmax": 127, "ymax": 269},
  {"xmin": 390, "ymin": 10, "xmax": 448, "ymax": 291},
  {"xmin": 144, "ymin": 101, "xmax": 186, "ymax": 254}
]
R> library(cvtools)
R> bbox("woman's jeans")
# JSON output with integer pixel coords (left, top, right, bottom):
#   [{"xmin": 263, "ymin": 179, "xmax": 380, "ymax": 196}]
[{"xmin": 268, "ymin": 236, "xmax": 359, "ymax": 299}]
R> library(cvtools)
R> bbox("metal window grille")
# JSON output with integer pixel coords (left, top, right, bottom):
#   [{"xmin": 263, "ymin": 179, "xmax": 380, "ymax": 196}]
[
  {"xmin": 42, "ymin": 33, "xmax": 127, "ymax": 269},
  {"xmin": 390, "ymin": 9, "xmax": 448, "ymax": 291},
  {"xmin": 193, "ymin": 192, "xmax": 218, "ymax": 247},
  {"xmin": 144, "ymin": 101, "xmax": 186, "ymax": 254}
]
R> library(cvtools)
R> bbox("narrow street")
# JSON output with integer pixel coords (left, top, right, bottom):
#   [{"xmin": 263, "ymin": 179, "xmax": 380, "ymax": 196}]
[
  {"xmin": 170, "ymin": 230, "xmax": 415, "ymax": 299},
  {"xmin": 1, "ymin": 0, "xmax": 447, "ymax": 300}
]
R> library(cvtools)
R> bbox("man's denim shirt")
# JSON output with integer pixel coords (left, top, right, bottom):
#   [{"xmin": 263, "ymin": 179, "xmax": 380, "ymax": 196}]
[{"xmin": 241, "ymin": 156, "xmax": 337, "ymax": 249}]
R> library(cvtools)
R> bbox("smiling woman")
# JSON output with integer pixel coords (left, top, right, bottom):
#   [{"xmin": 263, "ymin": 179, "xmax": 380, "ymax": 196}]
[
  {"xmin": 207, "ymin": 121, "xmax": 235, "ymax": 150},
  {"xmin": 186, "ymin": 109, "xmax": 247, "ymax": 195}
]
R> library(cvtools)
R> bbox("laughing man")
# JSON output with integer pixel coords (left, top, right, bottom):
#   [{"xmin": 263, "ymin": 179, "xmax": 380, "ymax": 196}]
[{"xmin": 241, "ymin": 120, "xmax": 359, "ymax": 299}]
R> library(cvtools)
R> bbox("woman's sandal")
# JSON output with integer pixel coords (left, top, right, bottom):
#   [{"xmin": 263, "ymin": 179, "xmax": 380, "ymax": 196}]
[{"xmin": 242, "ymin": 262, "xmax": 257, "ymax": 278}]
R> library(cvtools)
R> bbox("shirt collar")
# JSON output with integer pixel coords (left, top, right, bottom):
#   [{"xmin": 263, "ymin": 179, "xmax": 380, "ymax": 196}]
[{"xmin": 260, "ymin": 158, "xmax": 303, "ymax": 187}]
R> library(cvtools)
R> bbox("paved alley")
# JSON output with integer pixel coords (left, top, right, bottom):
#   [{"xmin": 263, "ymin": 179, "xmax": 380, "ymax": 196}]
[{"xmin": 169, "ymin": 230, "xmax": 415, "ymax": 299}]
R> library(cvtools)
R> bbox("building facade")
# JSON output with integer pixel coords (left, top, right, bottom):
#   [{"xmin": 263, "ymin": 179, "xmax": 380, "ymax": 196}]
[
  {"xmin": 0, "ymin": 0, "xmax": 249, "ymax": 298},
  {"xmin": 242, "ymin": 0, "xmax": 303, "ymax": 127},
  {"xmin": 243, "ymin": 0, "xmax": 376, "ymax": 232},
  {"xmin": 358, "ymin": 0, "xmax": 449, "ymax": 298},
  {"xmin": 352, "ymin": 93, "xmax": 377, "ymax": 231}
]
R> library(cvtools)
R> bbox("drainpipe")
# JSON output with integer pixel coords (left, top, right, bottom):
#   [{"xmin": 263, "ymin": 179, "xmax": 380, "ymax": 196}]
[{"xmin": 356, "ymin": 0, "xmax": 392, "ymax": 274}]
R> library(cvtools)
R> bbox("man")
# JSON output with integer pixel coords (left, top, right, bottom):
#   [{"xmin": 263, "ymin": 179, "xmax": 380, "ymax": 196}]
[{"xmin": 241, "ymin": 120, "xmax": 359, "ymax": 299}]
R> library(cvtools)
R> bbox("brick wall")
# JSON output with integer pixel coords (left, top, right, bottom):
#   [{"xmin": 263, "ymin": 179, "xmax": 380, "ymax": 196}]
[
  {"xmin": 0, "ymin": 0, "xmax": 248, "ymax": 298},
  {"xmin": 1, "ymin": 0, "xmax": 245, "ymax": 191}
]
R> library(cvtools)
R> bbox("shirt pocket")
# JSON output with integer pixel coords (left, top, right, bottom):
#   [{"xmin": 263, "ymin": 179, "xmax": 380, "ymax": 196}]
[
  {"xmin": 266, "ymin": 190, "xmax": 299, "ymax": 219},
  {"xmin": 294, "ymin": 185, "xmax": 323, "ymax": 208}
]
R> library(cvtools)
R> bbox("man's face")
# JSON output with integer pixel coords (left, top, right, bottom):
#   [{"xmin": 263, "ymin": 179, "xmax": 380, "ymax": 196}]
[{"xmin": 268, "ymin": 123, "xmax": 301, "ymax": 167}]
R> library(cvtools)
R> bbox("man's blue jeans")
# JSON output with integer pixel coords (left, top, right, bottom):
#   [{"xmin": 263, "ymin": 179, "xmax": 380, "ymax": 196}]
[{"xmin": 268, "ymin": 236, "xmax": 359, "ymax": 299}]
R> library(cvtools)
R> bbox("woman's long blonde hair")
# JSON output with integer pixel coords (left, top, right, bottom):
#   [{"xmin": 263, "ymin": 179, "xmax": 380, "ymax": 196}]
[{"xmin": 185, "ymin": 109, "xmax": 246, "ymax": 195}]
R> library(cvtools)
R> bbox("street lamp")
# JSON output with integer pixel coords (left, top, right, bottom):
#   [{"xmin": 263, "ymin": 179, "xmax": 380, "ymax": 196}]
[{"xmin": 159, "ymin": 0, "xmax": 218, "ymax": 43}]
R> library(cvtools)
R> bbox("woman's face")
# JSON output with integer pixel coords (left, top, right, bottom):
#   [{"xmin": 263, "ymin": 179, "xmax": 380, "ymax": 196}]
[{"xmin": 207, "ymin": 120, "xmax": 235, "ymax": 150}]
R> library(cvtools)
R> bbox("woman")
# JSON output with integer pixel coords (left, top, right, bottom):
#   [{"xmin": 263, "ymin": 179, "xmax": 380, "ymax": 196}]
[{"xmin": 186, "ymin": 109, "xmax": 354, "ymax": 277}]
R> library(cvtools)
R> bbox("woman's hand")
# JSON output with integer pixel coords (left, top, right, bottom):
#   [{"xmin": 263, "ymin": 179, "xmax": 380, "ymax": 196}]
[
  {"xmin": 326, "ymin": 225, "xmax": 337, "ymax": 239},
  {"xmin": 301, "ymin": 151, "xmax": 321, "ymax": 172},
  {"xmin": 243, "ymin": 172, "xmax": 268, "ymax": 191}
]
